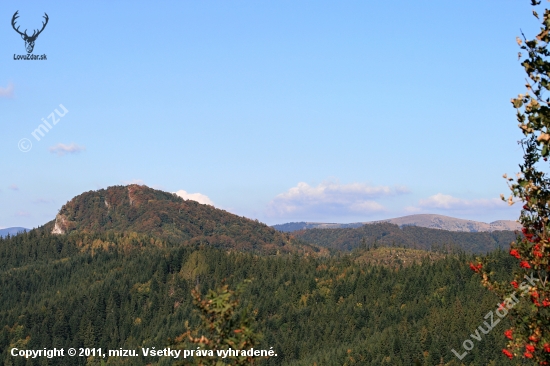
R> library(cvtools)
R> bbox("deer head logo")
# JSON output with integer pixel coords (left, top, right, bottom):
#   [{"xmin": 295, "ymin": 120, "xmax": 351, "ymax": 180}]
[{"xmin": 12, "ymin": 11, "xmax": 49, "ymax": 54}]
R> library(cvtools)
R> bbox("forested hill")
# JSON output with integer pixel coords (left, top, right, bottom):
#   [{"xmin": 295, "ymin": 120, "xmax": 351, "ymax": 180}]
[
  {"xmin": 293, "ymin": 222, "xmax": 518, "ymax": 254},
  {"xmin": 45, "ymin": 184, "xmax": 320, "ymax": 255},
  {"xmin": 0, "ymin": 184, "xmax": 522, "ymax": 365}
]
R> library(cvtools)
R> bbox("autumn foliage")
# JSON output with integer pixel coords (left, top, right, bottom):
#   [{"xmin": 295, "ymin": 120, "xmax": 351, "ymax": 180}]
[{"xmin": 474, "ymin": 1, "xmax": 550, "ymax": 363}]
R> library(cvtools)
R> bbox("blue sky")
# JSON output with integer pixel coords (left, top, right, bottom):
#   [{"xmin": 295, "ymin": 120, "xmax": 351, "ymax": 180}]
[{"xmin": 1, "ymin": 1, "xmax": 538, "ymax": 228}]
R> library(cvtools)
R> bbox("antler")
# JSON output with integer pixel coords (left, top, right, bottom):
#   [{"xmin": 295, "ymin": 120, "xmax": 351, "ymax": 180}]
[
  {"xmin": 30, "ymin": 13, "xmax": 50, "ymax": 38},
  {"xmin": 11, "ymin": 11, "xmax": 26, "ymax": 37},
  {"xmin": 36, "ymin": 12, "xmax": 50, "ymax": 36}
]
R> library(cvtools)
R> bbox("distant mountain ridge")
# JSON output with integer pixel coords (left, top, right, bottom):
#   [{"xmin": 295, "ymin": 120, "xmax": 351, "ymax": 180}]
[
  {"xmin": 272, "ymin": 214, "xmax": 521, "ymax": 233},
  {"xmin": 0, "ymin": 227, "xmax": 28, "ymax": 238},
  {"xmin": 272, "ymin": 222, "xmax": 365, "ymax": 232},
  {"xmin": 373, "ymin": 214, "xmax": 521, "ymax": 232}
]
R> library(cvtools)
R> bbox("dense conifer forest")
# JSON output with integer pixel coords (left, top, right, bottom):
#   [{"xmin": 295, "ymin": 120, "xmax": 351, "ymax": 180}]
[{"xmin": 0, "ymin": 228, "xmax": 519, "ymax": 365}]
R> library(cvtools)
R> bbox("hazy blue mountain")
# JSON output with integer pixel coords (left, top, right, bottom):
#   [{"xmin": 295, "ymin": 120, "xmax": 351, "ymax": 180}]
[
  {"xmin": 0, "ymin": 227, "xmax": 28, "ymax": 238},
  {"xmin": 272, "ymin": 222, "xmax": 365, "ymax": 232}
]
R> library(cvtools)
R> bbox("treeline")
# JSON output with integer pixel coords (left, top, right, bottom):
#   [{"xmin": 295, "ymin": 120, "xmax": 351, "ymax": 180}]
[
  {"xmin": 0, "ymin": 230, "xmax": 519, "ymax": 365},
  {"xmin": 292, "ymin": 222, "xmax": 518, "ymax": 254}
]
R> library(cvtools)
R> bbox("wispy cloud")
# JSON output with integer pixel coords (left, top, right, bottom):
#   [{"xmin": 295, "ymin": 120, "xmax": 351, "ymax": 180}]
[
  {"xmin": 0, "ymin": 83, "xmax": 14, "ymax": 98},
  {"xmin": 15, "ymin": 211, "xmax": 30, "ymax": 217},
  {"xmin": 417, "ymin": 193, "xmax": 503, "ymax": 210},
  {"xmin": 49, "ymin": 143, "xmax": 86, "ymax": 156},
  {"xmin": 174, "ymin": 190, "xmax": 214, "ymax": 206},
  {"xmin": 267, "ymin": 180, "xmax": 409, "ymax": 219},
  {"xmin": 33, "ymin": 198, "xmax": 53, "ymax": 204},
  {"xmin": 403, "ymin": 206, "xmax": 422, "ymax": 213},
  {"xmin": 8, "ymin": 184, "xmax": 18, "ymax": 191}
]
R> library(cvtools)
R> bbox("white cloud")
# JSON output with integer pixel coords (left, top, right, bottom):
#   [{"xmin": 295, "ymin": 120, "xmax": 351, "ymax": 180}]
[
  {"xmin": 8, "ymin": 184, "xmax": 18, "ymax": 191},
  {"xmin": 0, "ymin": 83, "xmax": 14, "ymax": 98},
  {"xmin": 267, "ymin": 180, "xmax": 408, "ymax": 219},
  {"xmin": 174, "ymin": 190, "xmax": 214, "ymax": 206},
  {"xmin": 49, "ymin": 143, "xmax": 86, "ymax": 156},
  {"xmin": 416, "ymin": 193, "xmax": 504, "ymax": 210}
]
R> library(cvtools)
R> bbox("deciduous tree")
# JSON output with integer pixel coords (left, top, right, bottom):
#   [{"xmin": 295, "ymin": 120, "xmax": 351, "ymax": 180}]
[{"xmin": 474, "ymin": 1, "xmax": 550, "ymax": 363}]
